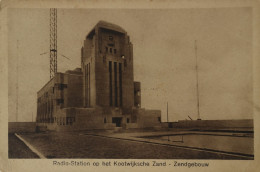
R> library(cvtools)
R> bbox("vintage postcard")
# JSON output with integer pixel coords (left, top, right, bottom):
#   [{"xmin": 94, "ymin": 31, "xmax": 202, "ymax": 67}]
[{"xmin": 1, "ymin": 0, "xmax": 260, "ymax": 171}]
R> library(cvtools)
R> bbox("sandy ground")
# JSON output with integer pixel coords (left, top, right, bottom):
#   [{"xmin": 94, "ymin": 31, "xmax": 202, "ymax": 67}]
[{"xmin": 8, "ymin": 133, "xmax": 39, "ymax": 159}]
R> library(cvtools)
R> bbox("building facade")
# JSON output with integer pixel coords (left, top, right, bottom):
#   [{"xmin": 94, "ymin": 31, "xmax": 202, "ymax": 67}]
[{"xmin": 36, "ymin": 21, "xmax": 162, "ymax": 131}]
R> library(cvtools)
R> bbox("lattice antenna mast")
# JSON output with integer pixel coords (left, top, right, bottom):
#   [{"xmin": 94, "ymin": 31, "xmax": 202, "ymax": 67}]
[{"xmin": 50, "ymin": 8, "xmax": 57, "ymax": 79}]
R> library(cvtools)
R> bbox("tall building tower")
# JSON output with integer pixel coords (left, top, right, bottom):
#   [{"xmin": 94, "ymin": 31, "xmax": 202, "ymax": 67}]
[
  {"xmin": 81, "ymin": 21, "xmax": 135, "ymax": 111},
  {"xmin": 37, "ymin": 21, "xmax": 161, "ymax": 131}
]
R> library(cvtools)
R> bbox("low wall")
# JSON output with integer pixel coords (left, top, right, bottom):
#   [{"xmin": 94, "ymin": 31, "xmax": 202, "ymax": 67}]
[
  {"xmin": 8, "ymin": 122, "xmax": 36, "ymax": 133},
  {"xmin": 134, "ymin": 109, "xmax": 162, "ymax": 128},
  {"xmin": 36, "ymin": 107, "xmax": 165, "ymax": 131},
  {"xmin": 126, "ymin": 123, "xmax": 138, "ymax": 129},
  {"xmin": 170, "ymin": 119, "xmax": 253, "ymax": 131}
]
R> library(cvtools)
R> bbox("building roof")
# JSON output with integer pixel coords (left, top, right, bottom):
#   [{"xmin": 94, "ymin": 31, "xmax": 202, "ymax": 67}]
[
  {"xmin": 37, "ymin": 69, "xmax": 82, "ymax": 94},
  {"xmin": 65, "ymin": 68, "xmax": 82, "ymax": 74},
  {"xmin": 87, "ymin": 20, "xmax": 126, "ymax": 38},
  {"xmin": 96, "ymin": 20, "xmax": 126, "ymax": 33}
]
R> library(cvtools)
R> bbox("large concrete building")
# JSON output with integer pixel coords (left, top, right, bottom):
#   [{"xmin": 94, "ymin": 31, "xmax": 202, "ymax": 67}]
[{"xmin": 36, "ymin": 21, "xmax": 162, "ymax": 131}]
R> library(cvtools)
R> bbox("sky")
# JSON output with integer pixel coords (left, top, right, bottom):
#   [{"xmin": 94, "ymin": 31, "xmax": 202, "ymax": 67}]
[{"xmin": 8, "ymin": 7, "xmax": 253, "ymax": 122}]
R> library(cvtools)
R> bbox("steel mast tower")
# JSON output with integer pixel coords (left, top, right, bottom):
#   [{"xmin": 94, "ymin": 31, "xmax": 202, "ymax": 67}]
[{"xmin": 50, "ymin": 8, "xmax": 57, "ymax": 79}]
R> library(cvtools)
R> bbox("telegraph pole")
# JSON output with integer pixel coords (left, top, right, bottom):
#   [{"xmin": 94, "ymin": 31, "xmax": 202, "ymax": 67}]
[
  {"xmin": 167, "ymin": 102, "xmax": 170, "ymax": 141},
  {"xmin": 195, "ymin": 40, "xmax": 201, "ymax": 120},
  {"xmin": 16, "ymin": 40, "xmax": 19, "ymax": 122}
]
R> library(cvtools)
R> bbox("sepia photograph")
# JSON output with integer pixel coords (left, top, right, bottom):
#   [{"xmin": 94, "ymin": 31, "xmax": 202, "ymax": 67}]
[
  {"xmin": 1, "ymin": 0, "xmax": 260, "ymax": 171},
  {"xmin": 7, "ymin": 7, "xmax": 254, "ymax": 160}
]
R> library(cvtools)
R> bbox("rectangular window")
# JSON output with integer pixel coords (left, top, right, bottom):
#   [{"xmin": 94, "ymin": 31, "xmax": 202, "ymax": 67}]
[
  {"xmin": 110, "ymin": 48, "xmax": 112, "ymax": 53},
  {"xmin": 67, "ymin": 117, "xmax": 73, "ymax": 125},
  {"xmin": 106, "ymin": 47, "xmax": 108, "ymax": 52},
  {"xmin": 104, "ymin": 118, "xmax": 107, "ymax": 123},
  {"xmin": 109, "ymin": 61, "xmax": 113, "ymax": 106},
  {"xmin": 85, "ymin": 64, "xmax": 88, "ymax": 107},
  {"xmin": 56, "ymin": 99, "xmax": 64, "ymax": 104},
  {"xmin": 119, "ymin": 63, "xmax": 122, "ymax": 107},
  {"xmin": 103, "ymin": 55, "xmax": 106, "ymax": 63},
  {"xmin": 88, "ymin": 63, "xmax": 90, "ymax": 106},
  {"xmin": 57, "ymin": 83, "xmax": 67, "ymax": 90},
  {"xmin": 108, "ymin": 43, "xmax": 114, "ymax": 47},
  {"xmin": 109, "ymin": 35, "xmax": 113, "ymax": 41},
  {"xmin": 85, "ymin": 63, "xmax": 91, "ymax": 107},
  {"xmin": 127, "ymin": 118, "xmax": 129, "ymax": 123},
  {"xmin": 81, "ymin": 47, "xmax": 84, "ymax": 63},
  {"xmin": 124, "ymin": 59, "xmax": 127, "ymax": 67},
  {"xmin": 70, "ymin": 117, "xmax": 72, "ymax": 125},
  {"xmin": 114, "ymin": 62, "xmax": 118, "ymax": 107},
  {"xmin": 114, "ymin": 49, "xmax": 117, "ymax": 54}
]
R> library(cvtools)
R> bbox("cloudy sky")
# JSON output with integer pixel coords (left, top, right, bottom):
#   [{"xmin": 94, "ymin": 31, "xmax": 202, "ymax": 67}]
[{"xmin": 8, "ymin": 7, "xmax": 253, "ymax": 122}]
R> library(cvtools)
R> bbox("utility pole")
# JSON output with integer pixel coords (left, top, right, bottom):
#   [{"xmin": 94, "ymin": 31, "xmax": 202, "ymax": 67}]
[
  {"xmin": 167, "ymin": 102, "xmax": 170, "ymax": 141},
  {"xmin": 195, "ymin": 40, "xmax": 201, "ymax": 120},
  {"xmin": 16, "ymin": 40, "xmax": 19, "ymax": 122},
  {"xmin": 50, "ymin": 8, "xmax": 57, "ymax": 79}
]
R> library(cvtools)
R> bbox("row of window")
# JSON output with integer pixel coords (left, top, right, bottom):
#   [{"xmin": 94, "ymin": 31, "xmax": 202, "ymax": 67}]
[
  {"xmin": 37, "ymin": 99, "xmax": 64, "ymax": 117},
  {"xmin": 37, "ymin": 100, "xmax": 53, "ymax": 116},
  {"xmin": 57, "ymin": 83, "xmax": 68, "ymax": 90},
  {"xmin": 37, "ymin": 118, "xmax": 54, "ymax": 123},
  {"xmin": 103, "ymin": 118, "xmax": 130, "ymax": 123},
  {"xmin": 106, "ymin": 47, "xmax": 117, "ymax": 54},
  {"xmin": 37, "ymin": 117, "xmax": 75, "ymax": 125},
  {"xmin": 108, "ymin": 35, "xmax": 113, "ymax": 41},
  {"xmin": 37, "ymin": 84, "xmax": 67, "ymax": 103},
  {"xmin": 109, "ymin": 61, "xmax": 123, "ymax": 107},
  {"xmin": 57, "ymin": 99, "xmax": 64, "ymax": 104}
]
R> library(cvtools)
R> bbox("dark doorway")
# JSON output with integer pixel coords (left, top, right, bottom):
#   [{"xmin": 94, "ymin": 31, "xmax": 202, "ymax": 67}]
[{"xmin": 112, "ymin": 117, "xmax": 122, "ymax": 127}]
